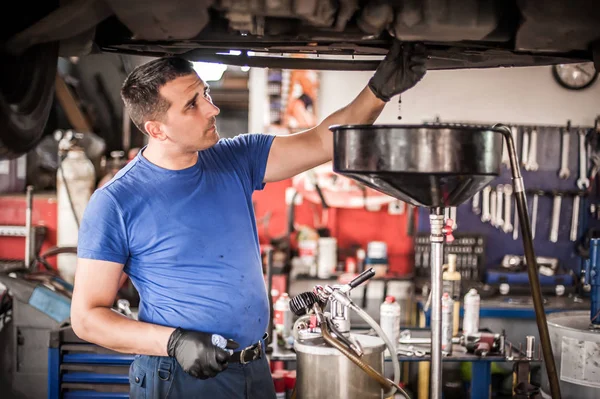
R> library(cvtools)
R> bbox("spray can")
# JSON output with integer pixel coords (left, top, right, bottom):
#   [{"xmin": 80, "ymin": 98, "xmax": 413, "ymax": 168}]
[
  {"xmin": 274, "ymin": 293, "xmax": 293, "ymax": 348},
  {"xmin": 380, "ymin": 295, "xmax": 401, "ymax": 355},
  {"xmin": 442, "ymin": 254, "xmax": 461, "ymax": 336},
  {"xmin": 463, "ymin": 288, "xmax": 481, "ymax": 335},
  {"xmin": 441, "ymin": 292, "xmax": 454, "ymax": 355}
]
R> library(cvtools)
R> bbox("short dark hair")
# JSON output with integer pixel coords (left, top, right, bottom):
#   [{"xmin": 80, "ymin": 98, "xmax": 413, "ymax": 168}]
[{"xmin": 120, "ymin": 57, "xmax": 197, "ymax": 134}]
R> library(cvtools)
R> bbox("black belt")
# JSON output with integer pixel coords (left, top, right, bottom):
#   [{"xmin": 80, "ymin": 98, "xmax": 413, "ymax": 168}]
[{"xmin": 229, "ymin": 333, "xmax": 267, "ymax": 364}]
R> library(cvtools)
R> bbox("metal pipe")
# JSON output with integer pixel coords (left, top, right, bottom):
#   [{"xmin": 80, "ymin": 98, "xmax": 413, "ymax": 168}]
[
  {"xmin": 24, "ymin": 185, "xmax": 33, "ymax": 268},
  {"xmin": 493, "ymin": 124, "xmax": 561, "ymax": 399},
  {"xmin": 429, "ymin": 208, "xmax": 445, "ymax": 399}
]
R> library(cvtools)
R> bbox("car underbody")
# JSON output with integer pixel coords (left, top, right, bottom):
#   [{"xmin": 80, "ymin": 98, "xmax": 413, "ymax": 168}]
[{"xmin": 1, "ymin": 0, "xmax": 599, "ymax": 157}]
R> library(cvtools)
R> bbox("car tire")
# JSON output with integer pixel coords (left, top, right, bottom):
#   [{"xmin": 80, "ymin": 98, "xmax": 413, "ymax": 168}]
[{"xmin": 0, "ymin": 41, "xmax": 58, "ymax": 159}]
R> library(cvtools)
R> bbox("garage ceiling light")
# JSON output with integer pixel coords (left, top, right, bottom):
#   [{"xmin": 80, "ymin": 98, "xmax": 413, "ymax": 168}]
[{"xmin": 193, "ymin": 61, "xmax": 228, "ymax": 82}]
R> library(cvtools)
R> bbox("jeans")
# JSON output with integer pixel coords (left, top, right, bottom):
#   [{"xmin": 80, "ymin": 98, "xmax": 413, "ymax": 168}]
[{"xmin": 129, "ymin": 353, "xmax": 277, "ymax": 399}]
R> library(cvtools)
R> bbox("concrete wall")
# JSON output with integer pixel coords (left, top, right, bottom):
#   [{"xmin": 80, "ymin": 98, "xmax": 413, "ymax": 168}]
[{"xmin": 318, "ymin": 66, "xmax": 600, "ymax": 127}]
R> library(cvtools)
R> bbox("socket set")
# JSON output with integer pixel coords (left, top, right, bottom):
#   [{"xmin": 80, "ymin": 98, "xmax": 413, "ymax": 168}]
[{"xmin": 414, "ymin": 233, "xmax": 485, "ymax": 280}]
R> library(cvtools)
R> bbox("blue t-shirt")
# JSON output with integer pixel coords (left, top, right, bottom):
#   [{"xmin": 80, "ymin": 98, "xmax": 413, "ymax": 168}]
[{"xmin": 77, "ymin": 133, "xmax": 275, "ymax": 348}]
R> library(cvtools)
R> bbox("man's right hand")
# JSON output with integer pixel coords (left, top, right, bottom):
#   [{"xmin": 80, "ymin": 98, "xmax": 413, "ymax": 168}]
[
  {"xmin": 368, "ymin": 40, "xmax": 427, "ymax": 103},
  {"xmin": 167, "ymin": 328, "xmax": 239, "ymax": 379}
]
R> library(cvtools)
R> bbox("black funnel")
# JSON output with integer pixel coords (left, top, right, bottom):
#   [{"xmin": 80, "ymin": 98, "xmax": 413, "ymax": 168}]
[{"xmin": 331, "ymin": 124, "xmax": 503, "ymax": 208}]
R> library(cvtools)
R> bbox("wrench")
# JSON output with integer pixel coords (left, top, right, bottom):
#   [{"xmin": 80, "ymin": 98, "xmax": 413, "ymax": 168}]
[
  {"xmin": 531, "ymin": 192, "xmax": 540, "ymax": 240},
  {"xmin": 549, "ymin": 193, "xmax": 562, "ymax": 243},
  {"xmin": 570, "ymin": 194, "xmax": 581, "ymax": 242},
  {"xmin": 558, "ymin": 124, "xmax": 571, "ymax": 179},
  {"xmin": 397, "ymin": 344, "xmax": 427, "ymax": 357},
  {"xmin": 472, "ymin": 191, "xmax": 481, "ymax": 215},
  {"xmin": 496, "ymin": 185, "xmax": 504, "ymax": 229},
  {"xmin": 526, "ymin": 127, "xmax": 539, "ymax": 171},
  {"xmin": 481, "ymin": 186, "xmax": 491, "ymax": 222},
  {"xmin": 503, "ymin": 184, "xmax": 513, "ymax": 233},
  {"xmin": 512, "ymin": 197, "xmax": 519, "ymax": 240},
  {"xmin": 577, "ymin": 129, "xmax": 590, "ymax": 189},
  {"xmin": 521, "ymin": 128, "xmax": 530, "ymax": 168},
  {"xmin": 450, "ymin": 207, "xmax": 457, "ymax": 230},
  {"xmin": 490, "ymin": 187, "xmax": 497, "ymax": 226}
]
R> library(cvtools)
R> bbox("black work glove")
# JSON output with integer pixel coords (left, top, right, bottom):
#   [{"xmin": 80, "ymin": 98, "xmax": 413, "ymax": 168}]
[
  {"xmin": 167, "ymin": 328, "xmax": 240, "ymax": 379},
  {"xmin": 368, "ymin": 41, "xmax": 427, "ymax": 102}
]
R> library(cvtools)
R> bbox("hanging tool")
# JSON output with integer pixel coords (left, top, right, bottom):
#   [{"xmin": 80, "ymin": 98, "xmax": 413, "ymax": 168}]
[
  {"xmin": 496, "ymin": 184, "xmax": 504, "ymax": 229},
  {"xmin": 490, "ymin": 187, "xmax": 497, "ymax": 226},
  {"xmin": 577, "ymin": 129, "xmax": 590, "ymax": 189},
  {"xmin": 549, "ymin": 192, "xmax": 563, "ymax": 243},
  {"xmin": 503, "ymin": 184, "xmax": 514, "ymax": 233},
  {"xmin": 521, "ymin": 128, "xmax": 530, "ymax": 168},
  {"xmin": 558, "ymin": 121, "xmax": 571, "ymax": 179},
  {"xmin": 481, "ymin": 186, "xmax": 491, "ymax": 223},
  {"xmin": 472, "ymin": 191, "xmax": 481, "ymax": 215},
  {"xmin": 526, "ymin": 127, "xmax": 539, "ymax": 171},
  {"xmin": 570, "ymin": 194, "xmax": 581, "ymax": 242},
  {"xmin": 531, "ymin": 191, "xmax": 541, "ymax": 240},
  {"xmin": 449, "ymin": 207, "xmax": 457, "ymax": 230}
]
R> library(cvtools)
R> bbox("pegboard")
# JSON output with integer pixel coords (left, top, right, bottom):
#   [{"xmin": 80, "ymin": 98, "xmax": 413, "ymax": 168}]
[{"xmin": 417, "ymin": 122, "xmax": 599, "ymax": 278}]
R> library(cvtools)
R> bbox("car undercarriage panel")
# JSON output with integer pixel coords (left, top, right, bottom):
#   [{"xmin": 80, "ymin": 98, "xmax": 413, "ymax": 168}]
[
  {"xmin": 90, "ymin": 0, "xmax": 598, "ymax": 70},
  {"xmin": 5, "ymin": 0, "xmax": 599, "ymax": 70}
]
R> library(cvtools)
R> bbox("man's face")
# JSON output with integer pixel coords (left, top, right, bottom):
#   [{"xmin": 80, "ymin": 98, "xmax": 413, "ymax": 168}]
[{"xmin": 157, "ymin": 73, "xmax": 220, "ymax": 152}]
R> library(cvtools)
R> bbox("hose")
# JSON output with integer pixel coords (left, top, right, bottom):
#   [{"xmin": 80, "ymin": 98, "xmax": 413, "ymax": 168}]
[
  {"xmin": 321, "ymin": 321, "xmax": 409, "ymax": 398},
  {"xmin": 350, "ymin": 303, "xmax": 402, "ymax": 396},
  {"xmin": 321, "ymin": 321, "xmax": 391, "ymax": 389}
]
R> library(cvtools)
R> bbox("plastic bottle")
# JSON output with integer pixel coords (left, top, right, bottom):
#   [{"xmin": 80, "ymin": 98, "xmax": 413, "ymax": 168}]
[
  {"xmin": 366, "ymin": 241, "xmax": 388, "ymax": 278},
  {"xmin": 274, "ymin": 293, "xmax": 293, "ymax": 348},
  {"xmin": 317, "ymin": 237, "xmax": 337, "ymax": 279},
  {"xmin": 441, "ymin": 292, "xmax": 454, "ymax": 355},
  {"xmin": 380, "ymin": 295, "xmax": 401, "ymax": 355},
  {"xmin": 442, "ymin": 254, "xmax": 461, "ymax": 336},
  {"xmin": 463, "ymin": 288, "xmax": 481, "ymax": 335},
  {"xmin": 297, "ymin": 226, "xmax": 319, "ymax": 276}
]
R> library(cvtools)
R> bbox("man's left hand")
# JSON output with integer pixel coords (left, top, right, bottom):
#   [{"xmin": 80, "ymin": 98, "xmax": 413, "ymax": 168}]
[{"xmin": 368, "ymin": 41, "xmax": 428, "ymax": 102}]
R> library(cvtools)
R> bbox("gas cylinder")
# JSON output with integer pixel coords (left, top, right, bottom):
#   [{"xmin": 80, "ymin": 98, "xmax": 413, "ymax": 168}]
[{"xmin": 57, "ymin": 144, "xmax": 95, "ymax": 284}]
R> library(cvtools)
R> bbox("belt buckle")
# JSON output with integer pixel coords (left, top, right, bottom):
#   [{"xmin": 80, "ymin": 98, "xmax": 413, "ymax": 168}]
[
  {"xmin": 240, "ymin": 341, "xmax": 262, "ymax": 365},
  {"xmin": 239, "ymin": 347, "xmax": 250, "ymax": 365}
]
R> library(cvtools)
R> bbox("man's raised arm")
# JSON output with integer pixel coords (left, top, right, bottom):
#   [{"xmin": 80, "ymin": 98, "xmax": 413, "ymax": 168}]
[{"xmin": 263, "ymin": 41, "xmax": 427, "ymax": 183}]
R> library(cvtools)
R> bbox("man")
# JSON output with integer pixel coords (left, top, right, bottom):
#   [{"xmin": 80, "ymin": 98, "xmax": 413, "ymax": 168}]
[{"xmin": 70, "ymin": 40, "xmax": 426, "ymax": 398}]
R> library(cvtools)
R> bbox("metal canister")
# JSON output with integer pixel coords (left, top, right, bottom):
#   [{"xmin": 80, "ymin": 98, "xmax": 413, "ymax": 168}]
[
  {"xmin": 294, "ymin": 333, "xmax": 386, "ymax": 399},
  {"xmin": 441, "ymin": 292, "xmax": 454, "ymax": 355},
  {"xmin": 463, "ymin": 288, "xmax": 480, "ymax": 335}
]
